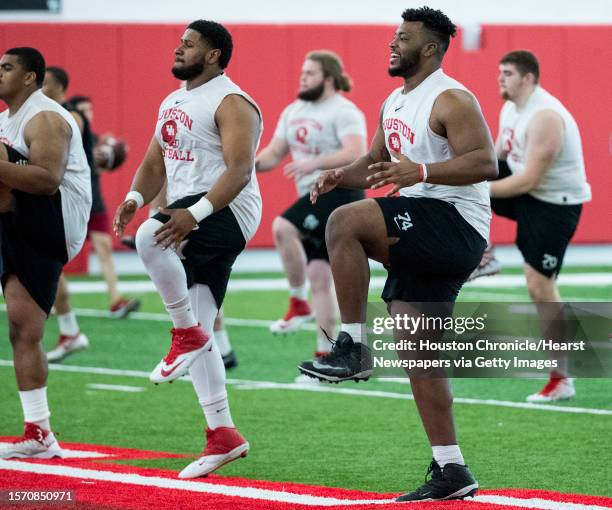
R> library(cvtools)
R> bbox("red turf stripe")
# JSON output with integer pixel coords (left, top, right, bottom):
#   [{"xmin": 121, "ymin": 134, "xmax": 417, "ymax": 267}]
[
  {"xmin": 3, "ymin": 439, "xmax": 610, "ymax": 508},
  {"xmin": 0, "ymin": 470, "xmax": 544, "ymax": 510}
]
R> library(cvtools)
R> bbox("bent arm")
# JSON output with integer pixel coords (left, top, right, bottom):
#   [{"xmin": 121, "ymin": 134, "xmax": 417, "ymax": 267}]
[
  {"xmin": 490, "ymin": 110, "xmax": 563, "ymax": 198},
  {"xmin": 425, "ymin": 90, "xmax": 498, "ymax": 185},
  {"xmin": 205, "ymin": 94, "xmax": 261, "ymax": 211},
  {"xmin": 128, "ymin": 136, "xmax": 167, "ymax": 205},
  {"xmin": 334, "ymin": 126, "xmax": 390, "ymax": 188},
  {"xmin": 255, "ymin": 136, "xmax": 289, "ymax": 172},
  {"xmin": 307, "ymin": 133, "xmax": 367, "ymax": 171},
  {"xmin": 0, "ymin": 111, "xmax": 71, "ymax": 195}
]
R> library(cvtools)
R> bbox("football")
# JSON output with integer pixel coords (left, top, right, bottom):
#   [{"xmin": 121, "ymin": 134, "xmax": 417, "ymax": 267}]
[{"xmin": 94, "ymin": 133, "xmax": 128, "ymax": 171}]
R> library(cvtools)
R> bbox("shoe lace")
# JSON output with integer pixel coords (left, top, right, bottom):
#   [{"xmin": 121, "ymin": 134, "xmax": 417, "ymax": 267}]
[
  {"xmin": 319, "ymin": 327, "xmax": 336, "ymax": 348},
  {"xmin": 17, "ymin": 423, "xmax": 45, "ymax": 445},
  {"xmin": 410, "ymin": 461, "xmax": 445, "ymax": 495}
]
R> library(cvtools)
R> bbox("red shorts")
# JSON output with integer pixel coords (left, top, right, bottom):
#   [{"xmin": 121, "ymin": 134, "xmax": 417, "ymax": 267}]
[{"xmin": 87, "ymin": 211, "xmax": 110, "ymax": 236}]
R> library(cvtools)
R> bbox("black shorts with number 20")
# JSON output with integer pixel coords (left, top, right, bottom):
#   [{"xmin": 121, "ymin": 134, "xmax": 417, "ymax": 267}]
[{"xmin": 491, "ymin": 160, "xmax": 581, "ymax": 278}]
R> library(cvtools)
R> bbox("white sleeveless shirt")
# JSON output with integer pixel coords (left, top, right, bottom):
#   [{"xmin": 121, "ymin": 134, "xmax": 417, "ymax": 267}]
[
  {"xmin": 499, "ymin": 86, "xmax": 591, "ymax": 205},
  {"xmin": 155, "ymin": 74, "xmax": 263, "ymax": 241},
  {"xmin": 0, "ymin": 89, "xmax": 92, "ymax": 259},
  {"xmin": 381, "ymin": 69, "xmax": 491, "ymax": 241}
]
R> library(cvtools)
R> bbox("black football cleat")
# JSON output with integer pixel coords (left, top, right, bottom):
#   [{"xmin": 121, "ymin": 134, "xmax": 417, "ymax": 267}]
[
  {"xmin": 298, "ymin": 331, "xmax": 372, "ymax": 383},
  {"xmin": 396, "ymin": 460, "xmax": 478, "ymax": 502}
]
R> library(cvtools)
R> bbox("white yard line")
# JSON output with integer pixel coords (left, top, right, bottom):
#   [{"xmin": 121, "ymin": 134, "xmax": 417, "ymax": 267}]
[
  {"xmin": 18, "ymin": 272, "xmax": 610, "ymax": 295},
  {"xmin": 0, "ymin": 360, "xmax": 610, "ymax": 416},
  {"xmin": 86, "ymin": 383, "xmax": 146, "ymax": 393},
  {"xmin": 0, "ymin": 460, "xmax": 610, "ymax": 509}
]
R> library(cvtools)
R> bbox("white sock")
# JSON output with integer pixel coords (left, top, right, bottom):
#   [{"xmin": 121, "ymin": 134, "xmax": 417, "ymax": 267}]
[
  {"xmin": 432, "ymin": 445, "xmax": 465, "ymax": 467},
  {"xmin": 341, "ymin": 323, "xmax": 367, "ymax": 344},
  {"xmin": 289, "ymin": 283, "xmax": 308, "ymax": 300},
  {"xmin": 166, "ymin": 296, "xmax": 198, "ymax": 329},
  {"xmin": 135, "ymin": 219, "xmax": 197, "ymax": 329},
  {"xmin": 18, "ymin": 388, "xmax": 51, "ymax": 431},
  {"xmin": 57, "ymin": 311, "xmax": 79, "ymax": 336},
  {"xmin": 188, "ymin": 284, "xmax": 235, "ymax": 430},
  {"xmin": 214, "ymin": 328, "xmax": 232, "ymax": 357},
  {"xmin": 317, "ymin": 332, "xmax": 332, "ymax": 353}
]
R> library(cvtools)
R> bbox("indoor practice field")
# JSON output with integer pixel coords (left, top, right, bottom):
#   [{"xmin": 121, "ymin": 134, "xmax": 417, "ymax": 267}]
[{"xmin": 1, "ymin": 261, "xmax": 611, "ymax": 509}]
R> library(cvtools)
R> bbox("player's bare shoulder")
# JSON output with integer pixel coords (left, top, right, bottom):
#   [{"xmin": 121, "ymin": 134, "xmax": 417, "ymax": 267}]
[
  {"xmin": 24, "ymin": 110, "xmax": 72, "ymax": 143},
  {"xmin": 430, "ymin": 88, "xmax": 482, "ymax": 136}
]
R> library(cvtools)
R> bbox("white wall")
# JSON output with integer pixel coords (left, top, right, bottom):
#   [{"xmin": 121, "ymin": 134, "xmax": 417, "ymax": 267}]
[{"xmin": 2, "ymin": 0, "xmax": 612, "ymax": 24}]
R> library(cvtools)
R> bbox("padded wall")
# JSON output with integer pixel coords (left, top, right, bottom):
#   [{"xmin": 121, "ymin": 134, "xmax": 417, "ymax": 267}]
[{"xmin": 2, "ymin": 23, "xmax": 610, "ymax": 251}]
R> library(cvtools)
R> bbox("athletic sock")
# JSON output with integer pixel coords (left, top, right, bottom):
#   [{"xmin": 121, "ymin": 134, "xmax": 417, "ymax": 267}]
[
  {"xmin": 289, "ymin": 283, "xmax": 308, "ymax": 301},
  {"xmin": 317, "ymin": 332, "xmax": 332, "ymax": 353},
  {"xmin": 214, "ymin": 328, "xmax": 232, "ymax": 357},
  {"xmin": 188, "ymin": 284, "xmax": 235, "ymax": 430},
  {"xmin": 166, "ymin": 295, "xmax": 198, "ymax": 329},
  {"xmin": 341, "ymin": 323, "xmax": 367, "ymax": 344},
  {"xmin": 202, "ymin": 392, "xmax": 235, "ymax": 430},
  {"xmin": 57, "ymin": 311, "xmax": 79, "ymax": 336},
  {"xmin": 432, "ymin": 444, "xmax": 465, "ymax": 467},
  {"xmin": 18, "ymin": 387, "xmax": 51, "ymax": 431}
]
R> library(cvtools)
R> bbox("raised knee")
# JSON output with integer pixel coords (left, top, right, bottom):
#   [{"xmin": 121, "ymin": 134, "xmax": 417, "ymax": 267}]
[
  {"xmin": 325, "ymin": 206, "xmax": 353, "ymax": 246},
  {"xmin": 135, "ymin": 219, "xmax": 160, "ymax": 259}
]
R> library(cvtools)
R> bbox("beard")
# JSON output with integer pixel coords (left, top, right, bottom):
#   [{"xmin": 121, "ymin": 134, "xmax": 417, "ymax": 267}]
[
  {"xmin": 298, "ymin": 81, "xmax": 325, "ymax": 101},
  {"xmin": 172, "ymin": 62, "xmax": 204, "ymax": 81},
  {"xmin": 388, "ymin": 49, "xmax": 421, "ymax": 78},
  {"xmin": 501, "ymin": 90, "xmax": 511, "ymax": 100}
]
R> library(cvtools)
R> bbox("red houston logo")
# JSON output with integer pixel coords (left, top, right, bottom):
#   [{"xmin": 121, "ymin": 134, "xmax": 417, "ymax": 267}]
[
  {"xmin": 388, "ymin": 132, "xmax": 401, "ymax": 153},
  {"xmin": 295, "ymin": 126, "xmax": 308, "ymax": 144},
  {"xmin": 161, "ymin": 120, "xmax": 178, "ymax": 146}
]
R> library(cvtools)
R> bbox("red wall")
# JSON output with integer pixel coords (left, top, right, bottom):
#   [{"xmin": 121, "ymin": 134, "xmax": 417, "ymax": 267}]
[{"xmin": 2, "ymin": 23, "xmax": 610, "ymax": 248}]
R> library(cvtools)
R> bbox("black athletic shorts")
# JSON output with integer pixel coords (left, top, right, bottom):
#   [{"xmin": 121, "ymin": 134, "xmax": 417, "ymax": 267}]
[
  {"xmin": 491, "ymin": 160, "xmax": 582, "ymax": 278},
  {"xmin": 375, "ymin": 196, "xmax": 487, "ymax": 303},
  {"xmin": 0, "ymin": 144, "xmax": 68, "ymax": 315},
  {"xmin": 152, "ymin": 193, "xmax": 246, "ymax": 309},
  {"xmin": 282, "ymin": 188, "xmax": 365, "ymax": 261}
]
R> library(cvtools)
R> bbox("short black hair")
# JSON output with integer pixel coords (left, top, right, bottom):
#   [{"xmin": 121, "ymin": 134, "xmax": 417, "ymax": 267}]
[
  {"xmin": 187, "ymin": 19, "xmax": 233, "ymax": 69},
  {"xmin": 46, "ymin": 66, "xmax": 69, "ymax": 90},
  {"xmin": 401, "ymin": 6, "xmax": 457, "ymax": 55},
  {"xmin": 500, "ymin": 50, "xmax": 540, "ymax": 83},
  {"xmin": 5, "ymin": 47, "xmax": 46, "ymax": 87}
]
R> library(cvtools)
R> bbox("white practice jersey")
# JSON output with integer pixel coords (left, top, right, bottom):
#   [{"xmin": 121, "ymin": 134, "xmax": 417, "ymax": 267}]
[
  {"xmin": 273, "ymin": 93, "xmax": 367, "ymax": 197},
  {"xmin": 381, "ymin": 69, "xmax": 491, "ymax": 241},
  {"xmin": 155, "ymin": 74, "xmax": 263, "ymax": 241},
  {"xmin": 0, "ymin": 89, "xmax": 92, "ymax": 259},
  {"xmin": 499, "ymin": 86, "xmax": 591, "ymax": 205}
]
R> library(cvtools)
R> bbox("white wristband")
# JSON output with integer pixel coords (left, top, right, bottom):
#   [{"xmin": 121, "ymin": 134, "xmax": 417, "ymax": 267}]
[
  {"xmin": 421, "ymin": 163, "xmax": 428, "ymax": 183},
  {"xmin": 125, "ymin": 191, "xmax": 144, "ymax": 209},
  {"xmin": 187, "ymin": 197, "xmax": 214, "ymax": 223}
]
